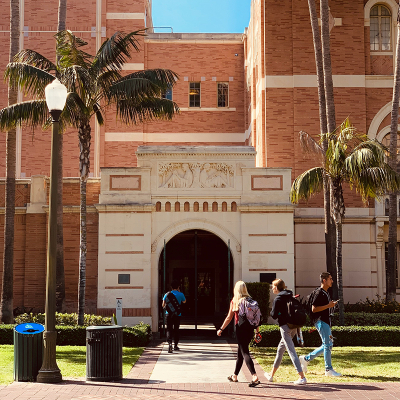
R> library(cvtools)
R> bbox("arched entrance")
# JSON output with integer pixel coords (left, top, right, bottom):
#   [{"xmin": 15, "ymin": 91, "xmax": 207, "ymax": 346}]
[{"xmin": 158, "ymin": 229, "xmax": 234, "ymax": 330}]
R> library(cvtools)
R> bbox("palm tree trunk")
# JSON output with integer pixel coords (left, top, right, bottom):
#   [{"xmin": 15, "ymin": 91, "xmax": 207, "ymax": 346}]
[
  {"xmin": 77, "ymin": 121, "xmax": 91, "ymax": 326},
  {"xmin": 320, "ymin": 0, "xmax": 338, "ymax": 299},
  {"xmin": 0, "ymin": 0, "xmax": 19, "ymax": 324},
  {"xmin": 55, "ymin": 0, "xmax": 68, "ymax": 313},
  {"xmin": 308, "ymin": 0, "xmax": 336, "ymax": 289},
  {"xmin": 335, "ymin": 220, "xmax": 344, "ymax": 324},
  {"xmin": 387, "ymin": 6, "xmax": 400, "ymax": 302}
]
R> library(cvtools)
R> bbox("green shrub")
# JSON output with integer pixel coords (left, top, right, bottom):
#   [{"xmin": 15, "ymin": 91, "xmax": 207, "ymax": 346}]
[
  {"xmin": 254, "ymin": 324, "xmax": 400, "ymax": 347},
  {"xmin": 245, "ymin": 282, "xmax": 270, "ymax": 321},
  {"xmin": 0, "ymin": 323, "xmax": 151, "ymax": 347},
  {"xmin": 344, "ymin": 295, "xmax": 400, "ymax": 313},
  {"xmin": 331, "ymin": 312, "xmax": 400, "ymax": 326},
  {"xmin": 14, "ymin": 312, "xmax": 112, "ymax": 326}
]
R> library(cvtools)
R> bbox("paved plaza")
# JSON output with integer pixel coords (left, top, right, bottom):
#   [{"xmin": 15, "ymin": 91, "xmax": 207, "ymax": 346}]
[{"xmin": 1, "ymin": 340, "xmax": 399, "ymax": 400}]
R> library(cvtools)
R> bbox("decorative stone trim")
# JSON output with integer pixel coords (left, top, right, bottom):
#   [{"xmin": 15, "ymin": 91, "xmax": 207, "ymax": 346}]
[{"xmin": 110, "ymin": 175, "xmax": 141, "ymax": 191}]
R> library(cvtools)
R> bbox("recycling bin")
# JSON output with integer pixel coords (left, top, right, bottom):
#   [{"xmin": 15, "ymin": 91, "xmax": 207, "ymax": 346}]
[
  {"xmin": 14, "ymin": 323, "xmax": 44, "ymax": 382},
  {"xmin": 86, "ymin": 325, "xmax": 123, "ymax": 381}
]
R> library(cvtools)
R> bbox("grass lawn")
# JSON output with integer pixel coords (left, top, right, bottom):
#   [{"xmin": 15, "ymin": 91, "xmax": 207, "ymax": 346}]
[
  {"xmin": 252, "ymin": 347, "xmax": 400, "ymax": 383},
  {"xmin": 0, "ymin": 345, "xmax": 143, "ymax": 385}
]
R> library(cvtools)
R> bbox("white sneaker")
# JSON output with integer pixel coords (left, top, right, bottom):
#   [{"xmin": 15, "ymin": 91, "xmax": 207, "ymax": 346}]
[
  {"xmin": 325, "ymin": 369, "xmax": 342, "ymax": 377},
  {"xmin": 293, "ymin": 377, "xmax": 307, "ymax": 385},
  {"xmin": 264, "ymin": 372, "xmax": 273, "ymax": 382},
  {"xmin": 299, "ymin": 355, "xmax": 309, "ymax": 374}
]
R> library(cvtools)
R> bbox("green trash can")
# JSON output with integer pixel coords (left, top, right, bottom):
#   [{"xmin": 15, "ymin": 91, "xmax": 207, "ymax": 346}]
[
  {"xmin": 86, "ymin": 325, "xmax": 123, "ymax": 381},
  {"xmin": 14, "ymin": 323, "xmax": 44, "ymax": 382}
]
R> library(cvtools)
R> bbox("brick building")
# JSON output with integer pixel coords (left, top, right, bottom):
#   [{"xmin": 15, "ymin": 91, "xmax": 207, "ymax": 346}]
[{"xmin": 0, "ymin": 0, "xmax": 399, "ymax": 329}]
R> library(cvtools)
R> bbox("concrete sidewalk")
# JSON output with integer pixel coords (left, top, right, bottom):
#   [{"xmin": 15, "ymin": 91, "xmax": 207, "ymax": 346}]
[{"xmin": 1, "ymin": 339, "xmax": 399, "ymax": 400}]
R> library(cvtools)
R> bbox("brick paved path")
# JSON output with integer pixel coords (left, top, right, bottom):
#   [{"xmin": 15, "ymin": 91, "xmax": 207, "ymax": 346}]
[{"xmin": 1, "ymin": 340, "xmax": 399, "ymax": 400}]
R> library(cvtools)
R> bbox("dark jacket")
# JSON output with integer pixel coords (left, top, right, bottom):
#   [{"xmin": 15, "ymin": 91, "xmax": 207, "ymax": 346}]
[{"xmin": 270, "ymin": 289, "xmax": 293, "ymax": 327}]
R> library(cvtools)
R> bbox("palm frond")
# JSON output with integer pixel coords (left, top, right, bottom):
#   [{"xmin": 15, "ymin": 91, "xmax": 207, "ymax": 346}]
[
  {"xmin": 96, "ymin": 70, "xmax": 122, "ymax": 93},
  {"xmin": 349, "ymin": 165, "xmax": 400, "ymax": 201},
  {"xmin": 299, "ymin": 130, "xmax": 324, "ymax": 158},
  {"xmin": 290, "ymin": 167, "xmax": 324, "ymax": 203},
  {"xmin": 0, "ymin": 100, "xmax": 49, "ymax": 130},
  {"xmin": 91, "ymin": 31, "xmax": 143, "ymax": 74},
  {"xmin": 12, "ymin": 49, "xmax": 57, "ymax": 72},
  {"xmin": 5, "ymin": 63, "xmax": 55, "ymax": 96},
  {"xmin": 55, "ymin": 30, "xmax": 93, "ymax": 69},
  {"xmin": 60, "ymin": 66, "xmax": 95, "ymax": 102},
  {"xmin": 93, "ymin": 103, "xmax": 104, "ymax": 125},
  {"xmin": 115, "ymin": 97, "xmax": 179, "ymax": 124},
  {"xmin": 62, "ymin": 92, "xmax": 90, "ymax": 128}
]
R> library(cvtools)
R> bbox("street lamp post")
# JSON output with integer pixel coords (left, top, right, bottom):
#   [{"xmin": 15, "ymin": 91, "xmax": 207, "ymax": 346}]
[{"xmin": 37, "ymin": 79, "xmax": 67, "ymax": 383}]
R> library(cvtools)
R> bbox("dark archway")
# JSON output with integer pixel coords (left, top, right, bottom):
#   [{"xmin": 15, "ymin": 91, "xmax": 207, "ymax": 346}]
[{"xmin": 158, "ymin": 229, "xmax": 234, "ymax": 331}]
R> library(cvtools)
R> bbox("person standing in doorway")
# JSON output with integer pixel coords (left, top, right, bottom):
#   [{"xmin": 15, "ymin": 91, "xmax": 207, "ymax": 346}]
[
  {"xmin": 162, "ymin": 280, "xmax": 186, "ymax": 353},
  {"xmin": 264, "ymin": 279, "xmax": 306, "ymax": 385},
  {"xmin": 299, "ymin": 272, "xmax": 342, "ymax": 377},
  {"xmin": 217, "ymin": 280, "xmax": 260, "ymax": 387}
]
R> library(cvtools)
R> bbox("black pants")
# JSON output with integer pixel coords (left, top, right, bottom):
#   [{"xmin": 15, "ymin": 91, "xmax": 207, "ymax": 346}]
[
  {"xmin": 166, "ymin": 314, "xmax": 181, "ymax": 346},
  {"xmin": 234, "ymin": 323, "xmax": 256, "ymax": 376}
]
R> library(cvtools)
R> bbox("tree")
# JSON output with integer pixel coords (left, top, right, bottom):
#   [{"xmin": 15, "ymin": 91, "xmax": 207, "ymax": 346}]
[
  {"xmin": 0, "ymin": 30, "xmax": 179, "ymax": 324},
  {"xmin": 307, "ymin": 0, "xmax": 336, "ymax": 290},
  {"xmin": 387, "ymin": 6, "xmax": 400, "ymax": 302},
  {"xmin": 291, "ymin": 118, "xmax": 400, "ymax": 324},
  {"xmin": 0, "ymin": 0, "xmax": 19, "ymax": 324},
  {"xmin": 55, "ymin": 0, "xmax": 68, "ymax": 313}
]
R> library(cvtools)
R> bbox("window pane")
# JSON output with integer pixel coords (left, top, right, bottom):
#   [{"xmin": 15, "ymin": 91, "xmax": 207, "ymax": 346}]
[
  {"xmin": 162, "ymin": 87, "xmax": 173, "ymax": 101},
  {"xmin": 381, "ymin": 17, "xmax": 391, "ymax": 50},
  {"xmin": 218, "ymin": 82, "xmax": 228, "ymax": 107},
  {"xmin": 189, "ymin": 82, "xmax": 200, "ymax": 107},
  {"xmin": 370, "ymin": 18, "xmax": 379, "ymax": 50},
  {"xmin": 381, "ymin": 6, "xmax": 391, "ymax": 16},
  {"xmin": 370, "ymin": 5, "xmax": 378, "ymax": 16}
]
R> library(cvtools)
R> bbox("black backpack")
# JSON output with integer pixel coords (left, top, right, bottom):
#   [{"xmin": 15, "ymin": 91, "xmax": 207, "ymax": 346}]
[
  {"xmin": 286, "ymin": 295, "xmax": 307, "ymax": 329},
  {"xmin": 306, "ymin": 287, "xmax": 322, "ymax": 323},
  {"xmin": 164, "ymin": 291, "xmax": 181, "ymax": 316}
]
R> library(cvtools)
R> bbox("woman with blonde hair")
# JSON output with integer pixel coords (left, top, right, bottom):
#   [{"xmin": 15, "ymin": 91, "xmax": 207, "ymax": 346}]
[{"xmin": 217, "ymin": 281, "xmax": 260, "ymax": 387}]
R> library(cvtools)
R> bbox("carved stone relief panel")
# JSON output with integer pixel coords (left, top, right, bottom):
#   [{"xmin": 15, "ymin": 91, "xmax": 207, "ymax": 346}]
[{"xmin": 158, "ymin": 162, "xmax": 234, "ymax": 189}]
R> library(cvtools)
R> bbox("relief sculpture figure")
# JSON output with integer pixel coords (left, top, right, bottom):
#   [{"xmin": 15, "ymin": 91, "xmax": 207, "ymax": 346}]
[
  {"xmin": 200, "ymin": 163, "xmax": 229, "ymax": 188},
  {"xmin": 162, "ymin": 163, "xmax": 193, "ymax": 188}
]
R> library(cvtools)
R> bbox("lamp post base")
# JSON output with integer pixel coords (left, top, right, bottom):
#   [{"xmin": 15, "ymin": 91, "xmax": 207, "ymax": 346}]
[
  {"xmin": 36, "ymin": 369, "xmax": 62, "ymax": 383},
  {"xmin": 36, "ymin": 330, "xmax": 62, "ymax": 383}
]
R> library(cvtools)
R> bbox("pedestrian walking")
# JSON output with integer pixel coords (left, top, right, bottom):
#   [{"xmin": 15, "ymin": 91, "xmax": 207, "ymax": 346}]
[
  {"xmin": 217, "ymin": 280, "xmax": 260, "ymax": 387},
  {"xmin": 162, "ymin": 280, "xmax": 186, "ymax": 353},
  {"xmin": 264, "ymin": 279, "xmax": 307, "ymax": 385},
  {"xmin": 299, "ymin": 272, "xmax": 342, "ymax": 377}
]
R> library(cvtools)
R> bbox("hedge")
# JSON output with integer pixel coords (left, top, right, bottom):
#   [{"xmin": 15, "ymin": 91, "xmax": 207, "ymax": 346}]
[
  {"xmin": 331, "ymin": 312, "xmax": 400, "ymax": 326},
  {"xmin": 0, "ymin": 322, "xmax": 152, "ymax": 347},
  {"xmin": 14, "ymin": 312, "xmax": 112, "ymax": 326},
  {"xmin": 254, "ymin": 325, "xmax": 400, "ymax": 347},
  {"xmin": 246, "ymin": 282, "xmax": 270, "ymax": 321}
]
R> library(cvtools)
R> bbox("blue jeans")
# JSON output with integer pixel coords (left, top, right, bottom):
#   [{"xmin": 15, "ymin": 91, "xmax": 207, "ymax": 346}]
[{"xmin": 304, "ymin": 320, "xmax": 333, "ymax": 370}]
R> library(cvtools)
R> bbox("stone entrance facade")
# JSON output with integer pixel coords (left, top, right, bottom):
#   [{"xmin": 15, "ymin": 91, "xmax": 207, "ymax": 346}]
[{"xmin": 96, "ymin": 146, "xmax": 293, "ymax": 328}]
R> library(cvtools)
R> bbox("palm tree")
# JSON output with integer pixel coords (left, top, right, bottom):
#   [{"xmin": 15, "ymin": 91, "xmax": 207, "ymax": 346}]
[
  {"xmin": 1, "ymin": 30, "xmax": 179, "ymax": 324},
  {"xmin": 55, "ymin": 0, "xmax": 68, "ymax": 313},
  {"xmin": 387, "ymin": 6, "xmax": 400, "ymax": 302},
  {"xmin": 291, "ymin": 119, "xmax": 400, "ymax": 324},
  {"xmin": 307, "ymin": 0, "xmax": 336, "ymax": 289},
  {"xmin": 0, "ymin": 0, "xmax": 19, "ymax": 324}
]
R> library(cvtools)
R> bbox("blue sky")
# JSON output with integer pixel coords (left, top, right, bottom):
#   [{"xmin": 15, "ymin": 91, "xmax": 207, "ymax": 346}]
[{"xmin": 152, "ymin": 0, "xmax": 252, "ymax": 33}]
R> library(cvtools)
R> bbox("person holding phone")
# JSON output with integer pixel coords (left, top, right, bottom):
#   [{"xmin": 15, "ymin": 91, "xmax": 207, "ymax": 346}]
[{"xmin": 299, "ymin": 272, "xmax": 342, "ymax": 377}]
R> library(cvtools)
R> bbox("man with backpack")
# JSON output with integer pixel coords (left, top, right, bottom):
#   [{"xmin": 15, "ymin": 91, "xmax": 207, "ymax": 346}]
[
  {"xmin": 264, "ymin": 279, "xmax": 307, "ymax": 385},
  {"xmin": 162, "ymin": 280, "xmax": 186, "ymax": 353},
  {"xmin": 299, "ymin": 272, "xmax": 342, "ymax": 377}
]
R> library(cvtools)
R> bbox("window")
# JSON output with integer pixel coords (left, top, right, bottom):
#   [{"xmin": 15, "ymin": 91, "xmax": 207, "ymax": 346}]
[
  {"xmin": 162, "ymin": 86, "xmax": 173, "ymax": 101},
  {"xmin": 189, "ymin": 82, "xmax": 200, "ymax": 107},
  {"xmin": 218, "ymin": 82, "xmax": 229, "ymax": 107},
  {"xmin": 382, "ymin": 134, "xmax": 400, "ymax": 173},
  {"xmin": 370, "ymin": 5, "xmax": 391, "ymax": 51}
]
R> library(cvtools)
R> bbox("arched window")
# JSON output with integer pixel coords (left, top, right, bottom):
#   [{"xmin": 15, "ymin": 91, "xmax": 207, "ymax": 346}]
[
  {"xmin": 231, "ymin": 202, "xmax": 237, "ymax": 212},
  {"xmin": 165, "ymin": 201, "xmax": 171, "ymax": 212},
  {"xmin": 212, "ymin": 202, "xmax": 218, "ymax": 212},
  {"xmin": 382, "ymin": 134, "xmax": 400, "ymax": 173},
  {"xmin": 194, "ymin": 201, "xmax": 199, "ymax": 212},
  {"xmin": 156, "ymin": 202, "xmax": 161, "ymax": 212},
  {"xmin": 370, "ymin": 5, "xmax": 392, "ymax": 51},
  {"xmin": 184, "ymin": 201, "xmax": 190, "ymax": 211},
  {"xmin": 175, "ymin": 202, "xmax": 180, "ymax": 212},
  {"xmin": 203, "ymin": 202, "xmax": 208, "ymax": 212},
  {"xmin": 222, "ymin": 202, "xmax": 227, "ymax": 212}
]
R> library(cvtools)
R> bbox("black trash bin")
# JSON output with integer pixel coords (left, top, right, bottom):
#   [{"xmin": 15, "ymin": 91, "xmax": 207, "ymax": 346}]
[
  {"xmin": 86, "ymin": 325, "xmax": 123, "ymax": 381},
  {"xmin": 14, "ymin": 323, "xmax": 44, "ymax": 382}
]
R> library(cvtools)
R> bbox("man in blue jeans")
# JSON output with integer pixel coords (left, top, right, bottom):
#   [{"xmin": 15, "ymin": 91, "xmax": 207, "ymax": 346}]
[{"xmin": 299, "ymin": 272, "xmax": 342, "ymax": 377}]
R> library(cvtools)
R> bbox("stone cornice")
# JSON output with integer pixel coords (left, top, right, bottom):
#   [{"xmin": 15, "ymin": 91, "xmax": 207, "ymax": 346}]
[
  {"xmin": 238, "ymin": 204, "xmax": 295, "ymax": 212},
  {"xmin": 0, "ymin": 207, "xmax": 26, "ymax": 214},
  {"xmin": 95, "ymin": 204, "xmax": 154, "ymax": 213}
]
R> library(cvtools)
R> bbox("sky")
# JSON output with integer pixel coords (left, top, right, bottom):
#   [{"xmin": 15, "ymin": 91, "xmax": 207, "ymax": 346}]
[{"xmin": 152, "ymin": 0, "xmax": 252, "ymax": 34}]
